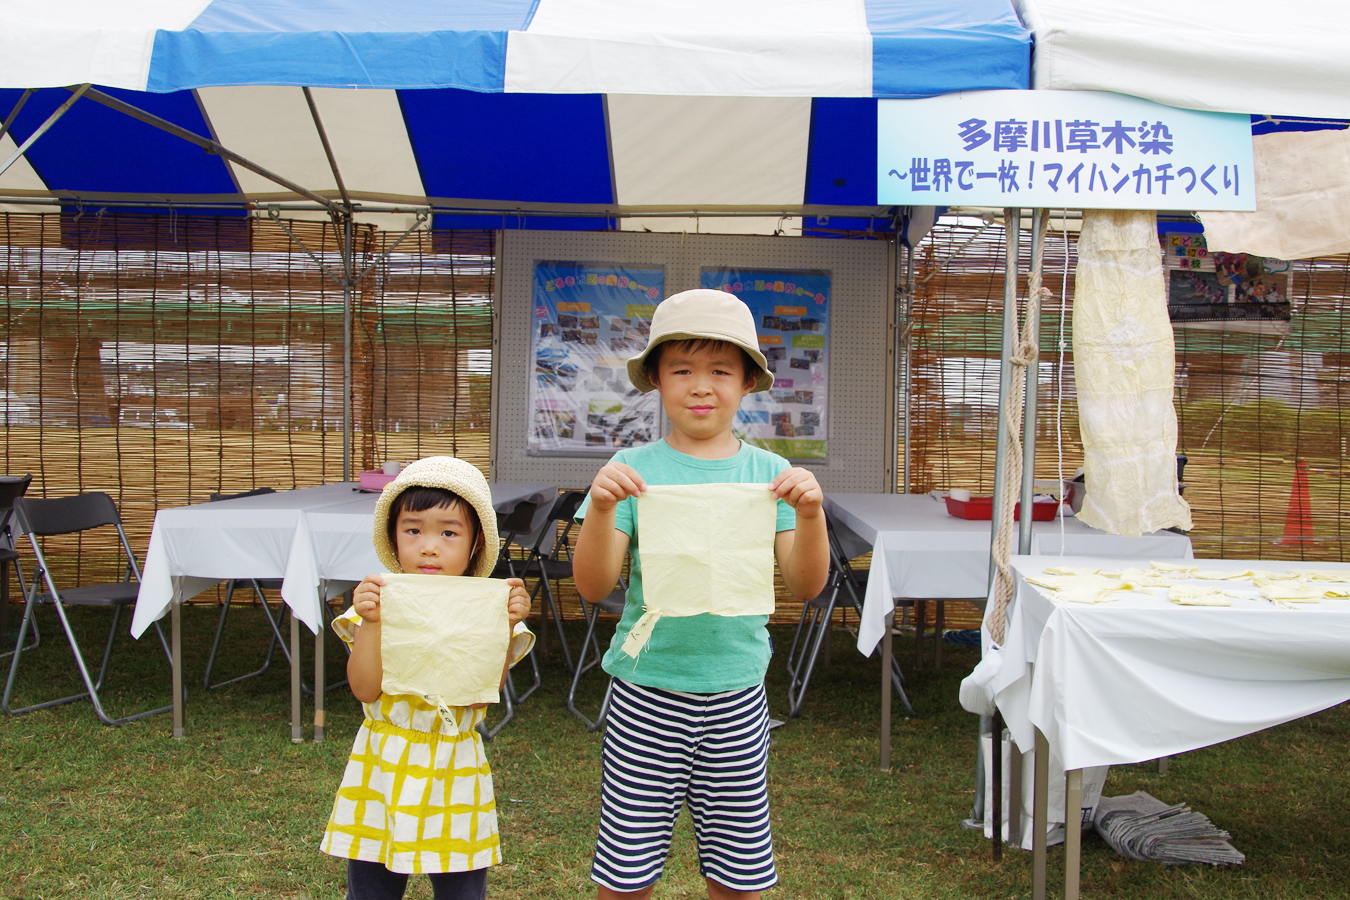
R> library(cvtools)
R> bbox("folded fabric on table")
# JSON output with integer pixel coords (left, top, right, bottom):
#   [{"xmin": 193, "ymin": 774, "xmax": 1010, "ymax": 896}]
[
  {"xmin": 1322, "ymin": 588, "xmax": 1350, "ymax": 599},
  {"xmin": 1189, "ymin": 569, "xmax": 1255, "ymax": 581},
  {"xmin": 1169, "ymin": 585, "xmax": 1233, "ymax": 607},
  {"xmin": 1150, "ymin": 562, "xmax": 1201, "ymax": 576},
  {"xmin": 1042, "ymin": 565, "xmax": 1117, "ymax": 577},
  {"xmin": 1287, "ymin": 569, "xmax": 1350, "ymax": 583},
  {"xmin": 1119, "ymin": 568, "xmax": 1173, "ymax": 588},
  {"xmin": 1251, "ymin": 571, "xmax": 1302, "ymax": 584},
  {"xmin": 1258, "ymin": 583, "xmax": 1323, "ymax": 603},
  {"xmin": 1027, "ymin": 573, "xmax": 1143, "ymax": 604}
]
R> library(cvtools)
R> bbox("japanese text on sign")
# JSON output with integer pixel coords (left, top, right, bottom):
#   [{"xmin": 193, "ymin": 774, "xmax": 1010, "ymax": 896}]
[{"xmin": 878, "ymin": 91, "xmax": 1254, "ymax": 211}]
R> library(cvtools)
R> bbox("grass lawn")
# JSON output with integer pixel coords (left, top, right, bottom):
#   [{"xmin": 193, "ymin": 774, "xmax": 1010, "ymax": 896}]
[{"xmin": 1, "ymin": 604, "xmax": 1347, "ymax": 899}]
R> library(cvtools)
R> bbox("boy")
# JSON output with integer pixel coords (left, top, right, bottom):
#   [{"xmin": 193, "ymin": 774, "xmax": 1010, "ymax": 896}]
[{"xmin": 573, "ymin": 289, "xmax": 830, "ymax": 900}]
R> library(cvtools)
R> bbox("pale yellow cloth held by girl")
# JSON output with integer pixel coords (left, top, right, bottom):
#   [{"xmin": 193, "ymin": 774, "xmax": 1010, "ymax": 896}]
[{"xmin": 379, "ymin": 574, "xmax": 510, "ymax": 727}]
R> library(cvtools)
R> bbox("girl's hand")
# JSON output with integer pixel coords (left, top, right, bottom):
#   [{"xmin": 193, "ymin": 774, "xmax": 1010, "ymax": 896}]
[
  {"xmin": 505, "ymin": 578, "xmax": 531, "ymax": 628},
  {"xmin": 770, "ymin": 467, "xmax": 824, "ymax": 519},
  {"xmin": 588, "ymin": 461, "xmax": 646, "ymax": 513},
  {"xmin": 353, "ymin": 574, "xmax": 386, "ymax": 624}
]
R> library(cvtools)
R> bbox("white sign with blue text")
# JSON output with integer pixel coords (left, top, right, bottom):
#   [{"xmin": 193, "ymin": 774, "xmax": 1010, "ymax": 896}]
[{"xmin": 878, "ymin": 91, "xmax": 1254, "ymax": 211}]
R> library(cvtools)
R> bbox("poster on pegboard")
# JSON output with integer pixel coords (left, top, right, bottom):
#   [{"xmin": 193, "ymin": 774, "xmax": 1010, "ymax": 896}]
[
  {"xmin": 700, "ymin": 268, "xmax": 831, "ymax": 460},
  {"xmin": 528, "ymin": 261, "xmax": 664, "ymax": 456},
  {"xmin": 1162, "ymin": 233, "xmax": 1291, "ymax": 327}
]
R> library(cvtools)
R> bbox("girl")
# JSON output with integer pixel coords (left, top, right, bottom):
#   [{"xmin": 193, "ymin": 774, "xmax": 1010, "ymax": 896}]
[{"xmin": 321, "ymin": 456, "xmax": 534, "ymax": 900}]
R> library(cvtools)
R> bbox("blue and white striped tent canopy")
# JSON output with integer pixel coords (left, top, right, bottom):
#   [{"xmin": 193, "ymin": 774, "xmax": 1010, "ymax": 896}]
[{"xmin": 0, "ymin": 0, "xmax": 1032, "ymax": 230}]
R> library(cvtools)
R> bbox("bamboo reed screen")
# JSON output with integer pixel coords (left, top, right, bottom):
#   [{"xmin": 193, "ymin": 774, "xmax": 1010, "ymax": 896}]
[
  {"xmin": 1, "ymin": 212, "xmax": 495, "ymax": 590},
  {"xmin": 908, "ymin": 219, "xmax": 1350, "ymax": 562}
]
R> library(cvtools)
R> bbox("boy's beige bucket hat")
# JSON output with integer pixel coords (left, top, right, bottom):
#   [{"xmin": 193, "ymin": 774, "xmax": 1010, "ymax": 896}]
[
  {"xmin": 372, "ymin": 456, "xmax": 500, "ymax": 577},
  {"xmin": 626, "ymin": 289, "xmax": 773, "ymax": 393}
]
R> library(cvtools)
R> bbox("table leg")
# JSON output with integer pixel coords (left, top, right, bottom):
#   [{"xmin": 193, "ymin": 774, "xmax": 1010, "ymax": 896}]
[
  {"xmin": 1157, "ymin": 756, "xmax": 1169, "ymax": 775},
  {"xmin": 290, "ymin": 613, "xmax": 303, "ymax": 743},
  {"xmin": 1032, "ymin": 728, "xmax": 1048, "ymax": 900},
  {"xmin": 314, "ymin": 597, "xmax": 325, "ymax": 743},
  {"xmin": 1008, "ymin": 738, "xmax": 1024, "ymax": 849},
  {"xmin": 1064, "ymin": 768, "xmax": 1082, "ymax": 900},
  {"xmin": 171, "ymin": 600, "xmax": 184, "ymax": 740},
  {"xmin": 992, "ymin": 709, "xmax": 1003, "ymax": 861},
  {"xmin": 935, "ymin": 600, "xmax": 945, "ymax": 668},
  {"xmin": 880, "ymin": 604, "xmax": 894, "ymax": 772}
]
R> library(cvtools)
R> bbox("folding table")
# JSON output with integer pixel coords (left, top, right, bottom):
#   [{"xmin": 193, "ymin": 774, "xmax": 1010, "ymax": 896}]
[
  {"xmin": 821, "ymin": 493, "xmax": 1194, "ymax": 768},
  {"xmin": 132, "ymin": 482, "xmax": 555, "ymax": 740},
  {"xmin": 993, "ymin": 555, "xmax": 1350, "ymax": 900}
]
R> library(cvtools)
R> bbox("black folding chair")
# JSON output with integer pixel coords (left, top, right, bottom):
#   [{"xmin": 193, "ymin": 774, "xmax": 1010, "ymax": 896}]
[
  {"xmin": 3, "ymin": 492, "xmax": 178, "ymax": 726},
  {"xmin": 785, "ymin": 516, "xmax": 914, "ymax": 718},
  {"xmin": 516, "ymin": 491, "xmax": 587, "ymax": 674},
  {"xmin": 566, "ymin": 576, "xmax": 626, "ymax": 731},
  {"xmin": 483, "ymin": 500, "xmax": 545, "ymax": 739},
  {"xmin": 0, "ymin": 475, "xmax": 34, "ymax": 659}
]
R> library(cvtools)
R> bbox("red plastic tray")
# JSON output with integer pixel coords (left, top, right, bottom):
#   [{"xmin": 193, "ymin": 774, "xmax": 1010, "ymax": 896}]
[{"xmin": 945, "ymin": 495, "xmax": 1057, "ymax": 521}]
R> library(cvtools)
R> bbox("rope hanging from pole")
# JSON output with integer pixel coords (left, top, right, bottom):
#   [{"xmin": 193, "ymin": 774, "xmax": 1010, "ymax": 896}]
[{"xmin": 986, "ymin": 212, "xmax": 1052, "ymax": 646}]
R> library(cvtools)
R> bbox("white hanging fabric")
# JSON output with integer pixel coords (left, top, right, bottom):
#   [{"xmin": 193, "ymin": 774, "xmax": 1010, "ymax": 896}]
[{"xmin": 1072, "ymin": 209, "xmax": 1192, "ymax": 537}]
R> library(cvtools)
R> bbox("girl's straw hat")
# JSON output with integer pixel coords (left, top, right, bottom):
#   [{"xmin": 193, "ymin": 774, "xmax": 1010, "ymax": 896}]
[
  {"xmin": 372, "ymin": 456, "xmax": 500, "ymax": 577},
  {"xmin": 626, "ymin": 289, "xmax": 773, "ymax": 393}
]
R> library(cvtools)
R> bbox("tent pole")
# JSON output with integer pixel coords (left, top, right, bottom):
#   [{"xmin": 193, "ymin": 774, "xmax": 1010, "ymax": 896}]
[
  {"xmin": 988, "ymin": 208, "xmax": 1020, "ymax": 592},
  {"xmin": 1017, "ymin": 210, "xmax": 1047, "ymax": 554},
  {"xmin": 0, "ymin": 89, "xmax": 34, "ymax": 147},
  {"xmin": 0, "ymin": 84, "xmax": 89, "ymax": 180},
  {"xmin": 71, "ymin": 86, "xmax": 339, "ymax": 211},
  {"xmin": 341, "ymin": 212, "xmax": 354, "ymax": 482},
  {"xmin": 901, "ymin": 237, "xmax": 915, "ymax": 494}
]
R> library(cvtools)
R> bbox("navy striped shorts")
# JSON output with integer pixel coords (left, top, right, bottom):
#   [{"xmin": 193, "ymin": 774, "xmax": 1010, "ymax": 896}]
[{"xmin": 591, "ymin": 678, "xmax": 777, "ymax": 893}]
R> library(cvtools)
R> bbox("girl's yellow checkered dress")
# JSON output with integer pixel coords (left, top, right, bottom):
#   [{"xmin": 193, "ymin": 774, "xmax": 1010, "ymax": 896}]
[{"xmin": 321, "ymin": 608, "xmax": 534, "ymax": 874}]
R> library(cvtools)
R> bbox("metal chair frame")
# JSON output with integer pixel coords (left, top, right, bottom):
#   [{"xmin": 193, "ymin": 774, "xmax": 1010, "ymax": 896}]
[
  {"xmin": 566, "ymin": 578, "xmax": 626, "ymax": 731},
  {"xmin": 0, "ymin": 475, "xmax": 35, "ymax": 661},
  {"xmin": 517, "ymin": 491, "xmax": 587, "ymax": 675},
  {"xmin": 785, "ymin": 516, "xmax": 915, "ymax": 718},
  {"xmin": 3, "ymin": 492, "xmax": 179, "ymax": 726}
]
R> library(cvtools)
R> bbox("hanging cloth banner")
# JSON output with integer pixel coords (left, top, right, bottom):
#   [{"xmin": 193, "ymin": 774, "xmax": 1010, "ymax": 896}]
[
  {"xmin": 622, "ymin": 483, "xmax": 777, "ymax": 659},
  {"xmin": 878, "ymin": 90, "xmax": 1254, "ymax": 210},
  {"xmin": 379, "ymin": 574, "xmax": 511, "ymax": 728},
  {"xmin": 1073, "ymin": 209, "xmax": 1193, "ymax": 537}
]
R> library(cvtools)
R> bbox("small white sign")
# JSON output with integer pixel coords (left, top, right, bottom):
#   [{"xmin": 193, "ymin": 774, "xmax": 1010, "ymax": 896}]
[{"xmin": 878, "ymin": 91, "xmax": 1255, "ymax": 211}]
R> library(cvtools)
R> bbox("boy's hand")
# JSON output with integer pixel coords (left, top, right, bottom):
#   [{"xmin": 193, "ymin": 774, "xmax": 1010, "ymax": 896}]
[
  {"xmin": 353, "ymin": 574, "xmax": 386, "ymax": 624},
  {"xmin": 587, "ymin": 461, "xmax": 646, "ymax": 513},
  {"xmin": 505, "ymin": 578, "xmax": 530, "ymax": 628},
  {"xmin": 770, "ymin": 467, "xmax": 824, "ymax": 519}
]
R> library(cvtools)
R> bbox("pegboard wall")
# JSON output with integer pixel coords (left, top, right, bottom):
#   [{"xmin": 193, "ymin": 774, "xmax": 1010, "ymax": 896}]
[{"xmin": 491, "ymin": 230, "xmax": 895, "ymax": 492}]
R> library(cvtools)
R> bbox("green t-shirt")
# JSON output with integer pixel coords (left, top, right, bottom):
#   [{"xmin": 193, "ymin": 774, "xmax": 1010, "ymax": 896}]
[{"xmin": 575, "ymin": 439, "xmax": 796, "ymax": 692}]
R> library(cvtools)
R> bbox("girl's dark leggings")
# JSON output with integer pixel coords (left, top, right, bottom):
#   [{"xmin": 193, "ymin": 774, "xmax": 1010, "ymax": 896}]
[{"xmin": 346, "ymin": 859, "xmax": 488, "ymax": 900}]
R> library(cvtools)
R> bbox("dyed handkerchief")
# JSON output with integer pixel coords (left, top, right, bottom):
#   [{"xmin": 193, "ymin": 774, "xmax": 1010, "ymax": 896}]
[
  {"xmin": 1150, "ymin": 561, "xmax": 1200, "ymax": 576},
  {"xmin": 1119, "ymin": 568, "xmax": 1173, "ymax": 588},
  {"xmin": 1190, "ymin": 569, "xmax": 1254, "ymax": 581},
  {"xmin": 624, "ymin": 483, "xmax": 777, "ymax": 658},
  {"xmin": 380, "ymin": 574, "xmax": 510, "ymax": 723},
  {"xmin": 1288, "ymin": 569, "xmax": 1350, "ymax": 583},
  {"xmin": 1043, "ymin": 565, "xmax": 1116, "ymax": 577},
  {"xmin": 1257, "ymin": 583, "xmax": 1322, "ymax": 604},
  {"xmin": 1169, "ymin": 585, "xmax": 1233, "ymax": 607}
]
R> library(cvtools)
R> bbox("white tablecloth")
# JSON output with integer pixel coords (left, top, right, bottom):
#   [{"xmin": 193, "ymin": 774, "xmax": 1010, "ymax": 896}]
[
  {"xmin": 821, "ymin": 493, "xmax": 1195, "ymax": 656},
  {"xmin": 282, "ymin": 483, "xmax": 557, "ymax": 626},
  {"xmin": 132, "ymin": 482, "xmax": 557, "ymax": 636},
  {"xmin": 988, "ymin": 555, "xmax": 1350, "ymax": 772}
]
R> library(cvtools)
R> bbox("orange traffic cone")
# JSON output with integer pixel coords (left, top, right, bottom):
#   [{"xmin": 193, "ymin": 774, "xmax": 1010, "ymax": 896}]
[{"xmin": 1278, "ymin": 458, "xmax": 1315, "ymax": 544}]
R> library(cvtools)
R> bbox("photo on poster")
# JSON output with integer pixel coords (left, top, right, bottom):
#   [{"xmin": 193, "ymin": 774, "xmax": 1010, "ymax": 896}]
[
  {"xmin": 1164, "ymin": 235, "xmax": 1291, "ymax": 326},
  {"xmin": 528, "ymin": 262, "xmax": 664, "ymax": 456},
  {"xmin": 701, "ymin": 268, "xmax": 831, "ymax": 460}
]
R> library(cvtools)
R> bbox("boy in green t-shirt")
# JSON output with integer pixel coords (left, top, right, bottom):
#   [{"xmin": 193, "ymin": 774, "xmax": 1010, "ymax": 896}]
[{"xmin": 573, "ymin": 289, "xmax": 830, "ymax": 900}]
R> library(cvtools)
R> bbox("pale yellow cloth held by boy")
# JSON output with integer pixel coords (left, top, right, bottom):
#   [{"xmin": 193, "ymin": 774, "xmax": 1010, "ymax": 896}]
[
  {"xmin": 379, "ymin": 574, "xmax": 511, "ymax": 720},
  {"xmin": 623, "ymin": 483, "xmax": 777, "ymax": 658}
]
